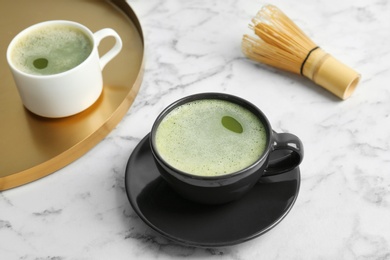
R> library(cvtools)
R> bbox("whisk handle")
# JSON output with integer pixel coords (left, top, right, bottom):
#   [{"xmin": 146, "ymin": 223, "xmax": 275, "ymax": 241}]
[{"xmin": 302, "ymin": 48, "xmax": 361, "ymax": 100}]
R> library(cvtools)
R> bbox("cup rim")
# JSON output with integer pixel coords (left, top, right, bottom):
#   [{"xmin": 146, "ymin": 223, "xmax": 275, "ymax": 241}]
[
  {"xmin": 6, "ymin": 20, "xmax": 95, "ymax": 79},
  {"xmin": 150, "ymin": 92, "xmax": 273, "ymax": 180}
]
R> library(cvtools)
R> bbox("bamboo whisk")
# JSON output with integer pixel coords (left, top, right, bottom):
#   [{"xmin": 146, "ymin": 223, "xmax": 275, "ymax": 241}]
[{"xmin": 242, "ymin": 5, "xmax": 360, "ymax": 100}]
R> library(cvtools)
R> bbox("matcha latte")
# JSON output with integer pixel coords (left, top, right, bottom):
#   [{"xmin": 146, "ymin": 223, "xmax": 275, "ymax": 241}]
[
  {"xmin": 10, "ymin": 24, "xmax": 93, "ymax": 75},
  {"xmin": 155, "ymin": 99, "xmax": 267, "ymax": 177}
]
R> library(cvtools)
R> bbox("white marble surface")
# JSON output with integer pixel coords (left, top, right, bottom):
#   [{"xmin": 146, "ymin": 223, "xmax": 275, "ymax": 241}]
[{"xmin": 1, "ymin": 0, "xmax": 390, "ymax": 259}]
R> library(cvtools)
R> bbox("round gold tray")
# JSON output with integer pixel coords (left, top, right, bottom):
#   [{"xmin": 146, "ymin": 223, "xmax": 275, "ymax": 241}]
[{"xmin": 0, "ymin": 0, "xmax": 144, "ymax": 190}]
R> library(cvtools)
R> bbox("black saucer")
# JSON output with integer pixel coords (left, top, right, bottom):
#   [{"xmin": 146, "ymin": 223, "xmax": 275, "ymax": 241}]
[{"xmin": 125, "ymin": 134, "xmax": 300, "ymax": 247}]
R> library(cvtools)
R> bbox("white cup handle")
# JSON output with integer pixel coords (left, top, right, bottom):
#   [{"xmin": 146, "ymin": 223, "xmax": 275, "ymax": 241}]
[{"xmin": 93, "ymin": 28, "xmax": 122, "ymax": 70}]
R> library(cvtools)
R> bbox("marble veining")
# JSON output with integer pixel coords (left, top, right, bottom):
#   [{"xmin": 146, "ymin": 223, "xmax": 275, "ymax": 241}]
[{"xmin": 1, "ymin": 0, "xmax": 390, "ymax": 259}]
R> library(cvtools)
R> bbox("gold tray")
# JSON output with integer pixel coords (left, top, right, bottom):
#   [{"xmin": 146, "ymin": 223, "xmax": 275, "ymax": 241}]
[{"xmin": 0, "ymin": 0, "xmax": 144, "ymax": 190}]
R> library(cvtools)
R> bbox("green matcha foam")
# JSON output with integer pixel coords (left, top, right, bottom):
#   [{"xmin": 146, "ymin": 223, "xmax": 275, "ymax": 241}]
[
  {"xmin": 11, "ymin": 24, "xmax": 92, "ymax": 75},
  {"xmin": 155, "ymin": 99, "xmax": 267, "ymax": 176}
]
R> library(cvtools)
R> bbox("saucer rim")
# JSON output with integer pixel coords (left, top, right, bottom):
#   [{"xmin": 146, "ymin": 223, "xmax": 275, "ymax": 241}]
[{"xmin": 125, "ymin": 134, "xmax": 301, "ymax": 247}]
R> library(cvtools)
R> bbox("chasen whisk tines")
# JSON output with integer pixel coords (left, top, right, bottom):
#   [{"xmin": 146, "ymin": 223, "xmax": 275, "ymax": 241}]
[{"xmin": 242, "ymin": 5, "xmax": 360, "ymax": 100}]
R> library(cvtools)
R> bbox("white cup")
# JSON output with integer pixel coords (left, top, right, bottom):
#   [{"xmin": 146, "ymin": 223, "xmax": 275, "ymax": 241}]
[{"xmin": 6, "ymin": 20, "xmax": 122, "ymax": 118}]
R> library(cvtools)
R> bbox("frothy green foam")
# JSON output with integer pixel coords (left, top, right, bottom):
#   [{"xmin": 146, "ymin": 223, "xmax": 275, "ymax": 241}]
[
  {"xmin": 155, "ymin": 99, "xmax": 267, "ymax": 176},
  {"xmin": 11, "ymin": 24, "xmax": 92, "ymax": 75}
]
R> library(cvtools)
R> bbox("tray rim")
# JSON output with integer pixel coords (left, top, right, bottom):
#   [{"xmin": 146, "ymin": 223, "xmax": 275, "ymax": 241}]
[{"xmin": 0, "ymin": 0, "xmax": 145, "ymax": 191}]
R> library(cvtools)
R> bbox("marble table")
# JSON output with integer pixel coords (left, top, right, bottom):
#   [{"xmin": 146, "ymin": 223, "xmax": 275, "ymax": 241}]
[{"xmin": 1, "ymin": 0, "xmax": 389, "ymax": 259}]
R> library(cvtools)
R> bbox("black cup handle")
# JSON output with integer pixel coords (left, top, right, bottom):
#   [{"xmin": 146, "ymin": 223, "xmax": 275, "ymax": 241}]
[{"xmin": 263, "ymin": 131, "xmax": 304, "ymax": 177}]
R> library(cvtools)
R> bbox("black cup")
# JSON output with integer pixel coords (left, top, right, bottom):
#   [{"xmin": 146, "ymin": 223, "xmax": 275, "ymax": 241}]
[{"xmin": 150, "ymin": 93, "xmax": 303, "ymax": 204}]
